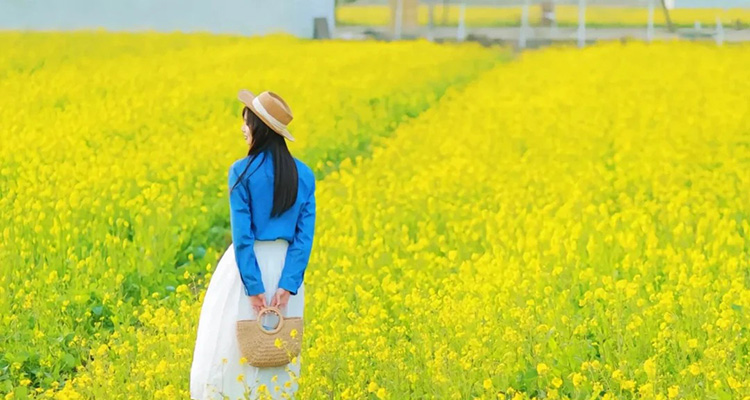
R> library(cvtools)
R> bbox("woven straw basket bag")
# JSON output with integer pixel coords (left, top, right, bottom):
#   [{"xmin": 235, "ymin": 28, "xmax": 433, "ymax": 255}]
[{"xmin": 236, "ymin": 306, "xmax": 303, "ymax": 367}]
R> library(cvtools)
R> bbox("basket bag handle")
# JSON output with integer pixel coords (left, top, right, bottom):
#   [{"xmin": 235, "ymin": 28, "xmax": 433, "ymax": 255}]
[{"xmin": 256, "ymin": 306, "xmax": 285, "ymax": 334}]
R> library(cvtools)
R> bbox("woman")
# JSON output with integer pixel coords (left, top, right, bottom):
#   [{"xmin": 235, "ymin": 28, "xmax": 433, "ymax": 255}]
[{"xmin": 190, "ymin": 89, "xmax": 317, "ymax": 400}]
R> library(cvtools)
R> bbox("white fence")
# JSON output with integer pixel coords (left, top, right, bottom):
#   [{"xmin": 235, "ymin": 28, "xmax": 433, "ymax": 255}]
[{"xmin": 336, "ymin": 0, "xmax": 748, "ymax": 45}]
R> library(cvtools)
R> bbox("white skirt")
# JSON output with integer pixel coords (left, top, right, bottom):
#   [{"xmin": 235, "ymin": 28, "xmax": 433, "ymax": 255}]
[{"xmin": 190, "ymin": 239, "xmax": 304, "ymax": 400}]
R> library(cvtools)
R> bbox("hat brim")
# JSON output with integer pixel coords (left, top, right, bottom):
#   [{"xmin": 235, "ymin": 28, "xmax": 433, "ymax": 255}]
[{"xmin": 237, "ymin": 89, "xmax": 296, "ymax": 142}]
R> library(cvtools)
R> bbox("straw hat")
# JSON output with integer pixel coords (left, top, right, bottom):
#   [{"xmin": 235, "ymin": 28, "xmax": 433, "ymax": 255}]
[{"xmin": 238, "ymin": 89, "xmax": 295, "ymax": 142}]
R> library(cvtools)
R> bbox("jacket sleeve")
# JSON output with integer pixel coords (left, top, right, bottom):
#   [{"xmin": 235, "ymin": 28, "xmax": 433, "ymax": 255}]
[
  {"xmin": 278, "ymin": 178, "xmax": 316, "ymax": 296},
  {"xmin": 228, "ymin": 165, "xmax": 265, "ymax": 296}
]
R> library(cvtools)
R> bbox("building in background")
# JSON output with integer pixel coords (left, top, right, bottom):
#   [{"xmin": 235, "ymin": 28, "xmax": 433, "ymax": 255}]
[{"xmin": 0, "ymin": 0, "xmax": 335, "ymax": 38}]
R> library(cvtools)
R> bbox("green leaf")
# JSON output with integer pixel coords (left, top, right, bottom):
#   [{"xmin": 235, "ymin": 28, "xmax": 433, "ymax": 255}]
[
  {"xmin": 62, "ymin": 353, "xmax": 76, "ymax": 369},
  {"xmin": 717, "ymin": 389, "xmax": 732, "ymax": 400},
  {"xmin": 14, "ymin": 386, "xmax": 28, "ymax": 399}
]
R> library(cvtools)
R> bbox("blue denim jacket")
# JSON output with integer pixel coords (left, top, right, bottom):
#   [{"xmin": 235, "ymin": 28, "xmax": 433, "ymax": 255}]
[{"xmin": 228, "ymin": 149, "xmax": 316, "ymax": 296}]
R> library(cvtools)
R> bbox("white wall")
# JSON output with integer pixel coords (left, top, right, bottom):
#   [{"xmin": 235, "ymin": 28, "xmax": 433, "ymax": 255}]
[{"xmin": 0, "ymin": 0, "xmax": 335, "ymax": 38}]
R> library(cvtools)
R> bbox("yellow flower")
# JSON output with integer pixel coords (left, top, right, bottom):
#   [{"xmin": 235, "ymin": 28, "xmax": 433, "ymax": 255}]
[
  {"xmin": 290, "ymin": 329, "xmax": 298, "ymax": 338},
  {"xmin": 668, "ymin": 385, "xmax": 680, "ymax": 399},
  {"xmin": 611, "ymin": 369, "xmax": 623, "ymax": 381},
  {"xmin": 367, "ymin": 381, "xmax": 378, "ymax": 393},
  {"xmin": 644, "ymin": 357, "xmax": 657, "ymax": 377},
  {"xmin": 688, "ymin": 363, "xmax": 701, "ymax": 376},
  {"xmin": 239, "ymin": 357, "xmax": 247, "ymax": 364},
  {"xmin": 551, "ymin": 376, "xmax": 563, "ymax": 388},
  {"xmin": 236, "ymin": 374, "xmax": 244, "ymax": 382},
  {"xmin": 274, "ymin": 338, "xmax": 283, "ymax": 348},
  {"xmin": 727, "ymin": 377, "xmax": 741, "ymax": 390},
  {"xmin": 621, "ymin": 380, "xmax": 636, "ymax": 391},
  {"xmin": 537, "ymin": 363, "xmax": 549, "ymax": 375},
  {"xmin": 639, "ymin": 383, "xmax": 654, "ymax": 397},
  {"xmin": 483, "ymin": 378, "xmax": 493, "ymax": 390},
  {"xmin": 571, "ymin": 372, "xmax": 585, "ymax": 388}
]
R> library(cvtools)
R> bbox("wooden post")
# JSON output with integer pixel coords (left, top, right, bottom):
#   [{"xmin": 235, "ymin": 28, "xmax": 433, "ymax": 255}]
[
  {"xmin": 647, "ymin": 0, "xmax": 654, "ymax": 43},
  {"xmin": 390, "ymin": 0, "xmax": 419, "ymax": 39},
  {"xmin": 519, "ymin": 0, "xmax": 529, "ymax": 49},
  {"xmin": 577, "ymin": 0, "xmax": 586, "ymax": 48},
  {"xmin": 427, "ymin": 1, "xmax": 435, "ymax": 41},
  {"xmin": 457, "ymin": 3, "xmax": 466, "ymax": 41},
  {"xmin": 395, "ymin": 0, "xmax": 403, "ymax": 39},
  {"xmin": 442, "ymin": 0, "xmax": 450, "ymax": 26}
]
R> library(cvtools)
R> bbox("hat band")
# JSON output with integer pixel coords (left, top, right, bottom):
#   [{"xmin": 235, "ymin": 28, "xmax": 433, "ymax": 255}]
[{"xmin": 252, "ymin": 97, "xmax": 288, "ymax": 133}]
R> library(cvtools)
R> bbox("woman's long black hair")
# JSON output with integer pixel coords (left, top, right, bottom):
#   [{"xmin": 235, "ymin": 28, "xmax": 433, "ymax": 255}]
[{"xmin": 229, "ymin": 106, "xmax": 298, "ymax": 218}]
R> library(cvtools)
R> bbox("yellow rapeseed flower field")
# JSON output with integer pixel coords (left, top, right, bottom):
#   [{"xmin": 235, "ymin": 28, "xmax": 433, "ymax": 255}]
[
  {"xmin": 0, "ymin": 31, "xmax": 500, "ymax": 398},
  {"xmin": 336, "ymin": 4, "xmax": 750, "ymax": 28},
  {"xmin": 2, "ymin": 32, "xmax": 749, "ymax": 399},
  {"xmin": 38, "ymin": 39, "xmax": 750, "ymax": 400},
  {"xmin": 288, "ymin": 40, "xmax": 750, "ymax": 399}
]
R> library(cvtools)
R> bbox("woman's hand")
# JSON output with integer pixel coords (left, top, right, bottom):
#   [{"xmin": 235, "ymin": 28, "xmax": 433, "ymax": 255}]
[
  {"xmin": 249, "ymin": 293, "xmax": 267, "ymax": 314},
  {"xmin": 270, "ymin": 288, "xmax": 291, "ymax": 309}
]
